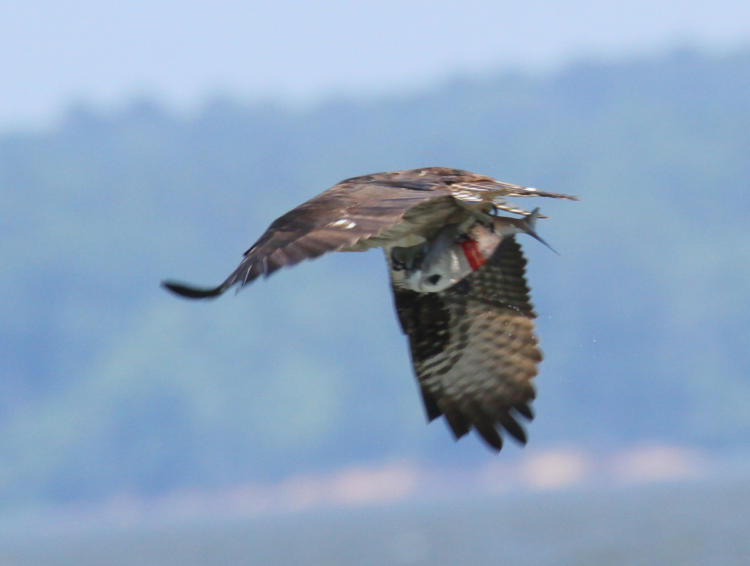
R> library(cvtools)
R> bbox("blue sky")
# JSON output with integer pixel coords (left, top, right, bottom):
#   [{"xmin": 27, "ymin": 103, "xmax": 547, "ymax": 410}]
[{"xmin": 2, "ymin": 0, "xmax": 748, "ymax": 129}]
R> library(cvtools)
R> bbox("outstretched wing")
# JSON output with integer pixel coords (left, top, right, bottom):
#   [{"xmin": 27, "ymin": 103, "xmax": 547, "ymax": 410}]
[
  {"xmin": 162, "ymin": 167, "xmax": 577, "ymax": 299},
  {"xmin": 162, "ymin": 170, "xmax": 460, "ymax": 298},
  {"xmin": 392, "ymin": 235, "xmax": 541, "ymax": 451}
]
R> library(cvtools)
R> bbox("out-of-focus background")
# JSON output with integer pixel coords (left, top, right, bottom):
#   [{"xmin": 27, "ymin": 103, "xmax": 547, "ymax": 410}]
[{"xmin": 2, "ymin": 1, "xmax": 750, "ymax": 564}]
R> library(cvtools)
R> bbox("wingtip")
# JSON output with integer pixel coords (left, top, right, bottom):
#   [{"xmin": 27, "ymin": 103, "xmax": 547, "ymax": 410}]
[
  {"xmin": 499, "ymin": 415, "xmax": 528, "ymax": 445},
  {"xmin": 514, "ymin": 403, "xmax": 535, "ymax": 421},
  {"xmin": 528, "ymin": 188, "xmax": 580, "ymax": 201},
  {"xmin": 474, "ymin": 422, "xmax": 504, "ymax": 452},
  {"xmin": 161, "ymin": 280, "xmax": 225, "ymax": 299}
]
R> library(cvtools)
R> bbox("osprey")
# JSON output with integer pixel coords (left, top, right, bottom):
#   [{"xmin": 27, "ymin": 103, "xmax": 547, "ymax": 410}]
[{"xmin": 163, "ymin": 167, "xmax": 577, "ymax": 451}]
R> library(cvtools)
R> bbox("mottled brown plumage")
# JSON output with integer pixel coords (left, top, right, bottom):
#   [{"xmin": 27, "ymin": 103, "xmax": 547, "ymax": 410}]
[
  {"xmin": 392, "ymin": 236, "xmax": 539, "ymax": 450},
  {"xmin": 163, "ymin": 167, "xmax": 577, "ymax": 451}
]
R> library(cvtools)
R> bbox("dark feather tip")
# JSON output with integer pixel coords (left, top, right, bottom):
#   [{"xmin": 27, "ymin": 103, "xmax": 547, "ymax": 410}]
[
  {"xmin": 513, "ymin": 403, "xmax": 535, "ymax": 421},
  {"xmin": 499, "ymin": 414, "xmax": 528, "ymax": 445},
  {"xmin": 161, "ymin": 280, "xmax": 225, "ymax": 299},
  {"xmin": 475, "ymin": 422, "xmax": 504, "ymax": 452}
]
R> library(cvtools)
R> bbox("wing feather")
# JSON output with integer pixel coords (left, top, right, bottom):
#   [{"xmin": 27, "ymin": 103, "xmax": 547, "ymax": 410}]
[
  {"xmin": 392, "ymin": 235, "xmax": 541, "ymax": 451},
  {"xmin": 162, "ymin": 167, "xmax": 577, "ymax": 299},
  {"xmin": 163, "ymin": 174, "xmax": 456, "ymax": 297}
]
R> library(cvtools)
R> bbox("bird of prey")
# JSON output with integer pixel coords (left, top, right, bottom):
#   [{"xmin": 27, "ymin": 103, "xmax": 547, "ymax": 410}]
[{"xmin": 163, "ymin": 167, "xmax": 577, "ymax": 451}]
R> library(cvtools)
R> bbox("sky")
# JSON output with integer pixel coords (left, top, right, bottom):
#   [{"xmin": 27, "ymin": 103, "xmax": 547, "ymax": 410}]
[{"xmin": 2, "ymin": 0, "xmax": 748, "ymax": 130}]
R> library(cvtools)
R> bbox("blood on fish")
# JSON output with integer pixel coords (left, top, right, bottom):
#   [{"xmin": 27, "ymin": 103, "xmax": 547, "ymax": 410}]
[{"xmin": 460, "ymin": 239, "xmax": 486, "ymax": 270}]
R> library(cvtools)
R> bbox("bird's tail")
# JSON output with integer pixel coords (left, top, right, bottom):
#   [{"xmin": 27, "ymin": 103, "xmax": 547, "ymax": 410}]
[{"xmin": 518, "ymin": 208, "xmax": 558, "ymax": 254}]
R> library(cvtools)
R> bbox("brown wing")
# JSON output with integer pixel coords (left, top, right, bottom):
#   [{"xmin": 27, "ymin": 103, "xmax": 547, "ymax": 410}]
[
  {"xmin": 392, "ymin": 235, "xmax": 541, "ymax": 451},
  {"xmin": 161, "ymin": 167, "xmax": 577, "ymax": 298},
  {"xmin": 162, "ymin": 168, "xmax": 465, "ymax": 298}
]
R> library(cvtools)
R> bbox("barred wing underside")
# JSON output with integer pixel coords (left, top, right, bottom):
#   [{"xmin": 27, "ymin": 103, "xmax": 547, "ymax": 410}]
[{"xmin": 392, "ymin": 236, "xmax": 541, "ymax": 451}]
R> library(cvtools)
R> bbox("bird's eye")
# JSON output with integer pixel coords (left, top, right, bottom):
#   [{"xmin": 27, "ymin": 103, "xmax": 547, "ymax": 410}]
[{"xmin": 426, "ymin": 274, "xmax": 441, "ymax": 285}]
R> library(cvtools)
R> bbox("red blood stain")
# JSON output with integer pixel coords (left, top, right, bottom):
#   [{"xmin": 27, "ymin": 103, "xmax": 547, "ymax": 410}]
[{"xmin": 460, "ymin": 238, "xmax": 486, "ymax": 271}]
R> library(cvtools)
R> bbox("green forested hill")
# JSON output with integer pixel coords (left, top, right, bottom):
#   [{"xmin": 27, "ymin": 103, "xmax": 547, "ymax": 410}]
[{"xmin": 2, "ymin": 48, "xmax": 749, "ymax": 504}]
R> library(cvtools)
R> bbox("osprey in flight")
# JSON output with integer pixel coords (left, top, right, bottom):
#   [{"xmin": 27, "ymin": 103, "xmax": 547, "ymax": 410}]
[{"xmin": 163, "ymin": 167, "xmax": 577, "ymax": 451}]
